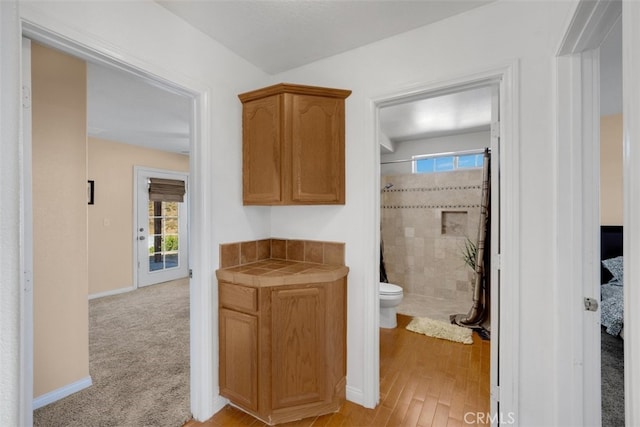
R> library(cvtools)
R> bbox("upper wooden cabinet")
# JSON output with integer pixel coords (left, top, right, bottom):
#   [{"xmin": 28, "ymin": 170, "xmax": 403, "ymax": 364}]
[{"xmin": 239, "ymin": 83, "xmax": 351, "ymax": 205}]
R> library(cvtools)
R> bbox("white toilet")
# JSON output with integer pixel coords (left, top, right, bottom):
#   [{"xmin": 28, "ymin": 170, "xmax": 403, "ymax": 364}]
[{"xmin": 379, "ymin": 282, "xmax": 404, "ymax": 328}]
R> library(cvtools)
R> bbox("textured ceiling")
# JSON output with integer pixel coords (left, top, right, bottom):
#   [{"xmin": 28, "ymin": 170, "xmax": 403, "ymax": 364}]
[
  {"xmin": 88, "ymin": 0, "xmax": 621, "ymax": 156},
  {"xmin": 379, "ymin": 86, "xmax": 493, "ymax": 145},
  {"xmin": 156, "ymin": 0, "xmax": 494, "ymax": 74},
  {"xmin": 87, "ymin": 63, "xmax": 191, "ymax": 154},
  {"xmin": 89, "ymin": 1, "xmax": 496, "ymax": 153}
]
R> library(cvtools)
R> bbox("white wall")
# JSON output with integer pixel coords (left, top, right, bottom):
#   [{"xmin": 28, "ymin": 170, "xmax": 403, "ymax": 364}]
[
  {"xmin": 380, "ymin": 130, "xmax": 490, "ymax": 175},
  {"xmin": 623, "ymin": 5, "xmax": 640, "ymax": 424},
  {"xmin": 271, "ymin": 0, "xmax": 575, "ymax": 423},
  {"xmin": 20, "ymin": 0, "xmax": 272, "ymax": 244},
  {"xmin": 0, "ymin": 1, "xmax": 23, "ymax": 425},
  {"xmin": 1, "ymin": 0, "xmax": 608, "ymax": 424},
  {"xmin": 601, "ymin": 17, "xmax": 622, "ymax": 116},
  {"xmin": 13, "ymin": 0, "xmax": 271, "ymax": 421}
]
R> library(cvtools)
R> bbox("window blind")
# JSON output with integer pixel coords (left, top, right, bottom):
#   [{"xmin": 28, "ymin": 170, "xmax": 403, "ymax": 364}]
[{"xmin": 148, "ymin": 178, "xmax": 186, "ymax": 202}]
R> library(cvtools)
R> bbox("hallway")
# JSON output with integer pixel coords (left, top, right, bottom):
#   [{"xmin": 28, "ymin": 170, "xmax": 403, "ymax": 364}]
[{"xmin": 187, "ymin": 314, "xmax": 490, "ymax": 426}]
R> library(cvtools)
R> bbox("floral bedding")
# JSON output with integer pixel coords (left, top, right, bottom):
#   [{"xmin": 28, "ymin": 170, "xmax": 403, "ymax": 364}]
[{"xmin": 601, "ymin": 256, "xmax": 624, "ymax": 336}]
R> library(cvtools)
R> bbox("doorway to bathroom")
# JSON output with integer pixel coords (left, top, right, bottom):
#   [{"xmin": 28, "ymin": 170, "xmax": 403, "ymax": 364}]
[{"xmin": 376, "ymin": 78, "xmax": 501, "ymax": 414}]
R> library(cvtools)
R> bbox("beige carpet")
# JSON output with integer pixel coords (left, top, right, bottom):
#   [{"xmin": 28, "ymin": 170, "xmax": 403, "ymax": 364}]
[
  {"xmin": 406, "ymin": 317, "xmax": 473, "ymax": 344},
  {"xmin": 34, "ymin": 279, "xmax": 191, "ymax": 427}
]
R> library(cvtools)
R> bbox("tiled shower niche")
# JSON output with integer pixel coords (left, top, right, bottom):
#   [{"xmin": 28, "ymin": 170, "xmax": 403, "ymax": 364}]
[{"xmin": 441, "ymin": 211, "xmax": 468, "ymax": 236}]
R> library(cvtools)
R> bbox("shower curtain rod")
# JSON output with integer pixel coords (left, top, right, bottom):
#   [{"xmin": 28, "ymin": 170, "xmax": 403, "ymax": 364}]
[
  {"xmin": 380, "ymin": 158, "xmax": 415, "ymax": 165},
  {"xmin": 380, "ymin": 148, "xmax": 491, "ymax": 165}
]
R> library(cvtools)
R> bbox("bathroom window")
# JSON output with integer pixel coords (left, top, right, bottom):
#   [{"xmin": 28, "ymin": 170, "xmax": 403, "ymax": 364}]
[{"xmin": 413, "ymin": 150, "xmax": 484, "ymax": 174}]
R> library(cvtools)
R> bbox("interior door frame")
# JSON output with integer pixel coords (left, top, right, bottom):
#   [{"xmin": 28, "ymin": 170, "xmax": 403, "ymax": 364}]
[
  {"xmin": 134, "ymin": 167, "xmax": 190, "ymax": 288},
  {"xmin": 556, "ymin": 1, "xmax": 622, "ymax": 425},
  {"xmin": 19, "ymin": 18, "xmax": 218, "ymax": 423},
  {"xmin": 369, "ymin": 61, "xmax": 519, "ymax": 421},
  {"xmin": 623, "ymin": 4, "xmax": 640, "ymax": 424},
  {"xmin": 20, "ymin": 36, "xmax": 35, "ymax": 427}
]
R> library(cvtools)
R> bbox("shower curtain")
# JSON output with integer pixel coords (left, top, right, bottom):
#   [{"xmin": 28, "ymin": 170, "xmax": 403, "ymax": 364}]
[
  {"xmin": 380, "ymin": 241, "xmax": 388, "ymax": 283},
  {"xmin": 451, "ymin": 148, "xmax": 491, "ymax": 327}
]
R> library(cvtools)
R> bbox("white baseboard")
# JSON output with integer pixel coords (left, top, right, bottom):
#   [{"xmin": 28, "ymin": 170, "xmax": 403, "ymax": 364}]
[
  {"xmin": 346, "ymin": 385, "xmax": 368, "ymax": 407},
  {"xmin": 201, "ymin": 394, "xmax": 228, "ymax": 422},
  {"xmin": 89, "ymin": 285, "xmax": 135, "ymax": 300},
  {"xmin": 212, "ymin": 394, "xmax": 228, "ymax": 413},
  {"xmin": 33, "ymin": 376, "xmax": 92, "ymax": 410}
]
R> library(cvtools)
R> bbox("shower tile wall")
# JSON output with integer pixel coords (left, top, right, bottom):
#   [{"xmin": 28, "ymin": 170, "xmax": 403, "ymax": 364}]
[{"xmin": 381, "ymin": 170, "xmax": 483, "ymax": 312}]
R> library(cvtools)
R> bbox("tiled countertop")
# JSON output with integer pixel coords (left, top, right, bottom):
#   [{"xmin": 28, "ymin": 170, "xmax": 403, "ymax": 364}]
[{"xmin": 216, "ymin": 259, "xmax": 349, "ymax": 288}]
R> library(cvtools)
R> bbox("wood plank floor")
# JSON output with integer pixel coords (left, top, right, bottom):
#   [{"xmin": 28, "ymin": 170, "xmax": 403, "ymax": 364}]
[{"xmin": 185, "ymin": 314, "xmax": 490, "ymax": 427}]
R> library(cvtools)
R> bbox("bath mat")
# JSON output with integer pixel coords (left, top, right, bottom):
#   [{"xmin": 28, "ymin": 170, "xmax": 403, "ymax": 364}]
[{"xmin": 406, "ymin": 317, "xmax": 473, "ymax": 344}]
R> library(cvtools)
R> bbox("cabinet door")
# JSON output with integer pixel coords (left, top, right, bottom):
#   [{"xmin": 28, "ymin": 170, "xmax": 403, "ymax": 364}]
[
  {"xmin": 271, "ymin": 286, "xmax": 326, "ymax": 409},
  {"xmin": 243, "ymin": 95, "xmax": 282, "ymax": 204},
  {"xmin": 289, "ymin": 94, "xmax": 345, "ymax": 204},
  {"xmin": 219, "ymin": 308, "xmax": 258, "ymax": 410}
]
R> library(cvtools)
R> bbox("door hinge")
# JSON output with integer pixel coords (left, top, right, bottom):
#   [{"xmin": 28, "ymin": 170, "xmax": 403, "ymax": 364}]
[
  {"xmin": 189, "ymin": 269, "xmax": 193, "ymax": 279},
  {"xmin": 584, "ymin": 297, "xmax": 599, "ymax": 312},
  {"xmin": 23, "ymin": 270, "xmax": 33, "ymax": 293},
  {"xmin": 22, "ymin": 85, "xmax": 31, "ymax": 109},
  {"xmin": 491, "ymin": 385, "xmax": 500, "ymax": 402},
  {"xmin": 491, "ymin": 120, "xmax": 500, "ymax": 138},
  {"xmin": 493, "ymin": 253, "xmax": 502, "ymax": 271}
]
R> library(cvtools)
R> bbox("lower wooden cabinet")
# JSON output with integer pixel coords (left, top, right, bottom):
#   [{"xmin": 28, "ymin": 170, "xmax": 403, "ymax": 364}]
[
  {"xmin": 219, "ymin": 308, "xmax": 258, "ymax": 411},
  {"xmin": 218, "ymin": 278, "xmax": 346, "ymax": 425}
]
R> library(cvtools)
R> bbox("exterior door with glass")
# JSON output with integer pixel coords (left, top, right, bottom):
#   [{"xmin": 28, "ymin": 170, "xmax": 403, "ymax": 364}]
[{"xmin": 135, "ymin": 167, "xmax": 189, "ymax": 287}]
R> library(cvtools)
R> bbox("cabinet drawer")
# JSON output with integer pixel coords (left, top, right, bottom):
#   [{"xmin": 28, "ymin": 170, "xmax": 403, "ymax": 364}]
[{"xmin": 219, "ymin": 282, "xmax": 258, "ymax": 313}]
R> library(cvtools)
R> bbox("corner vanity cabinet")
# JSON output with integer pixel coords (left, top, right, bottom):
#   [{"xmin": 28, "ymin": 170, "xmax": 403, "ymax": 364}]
[
  {"xmin": 216, "ymin": 262, "xmax": 348, "ymax": 425},
  {"xmin": 239, "ymin": 83, "xmax": 351, "ymax": 205}
]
